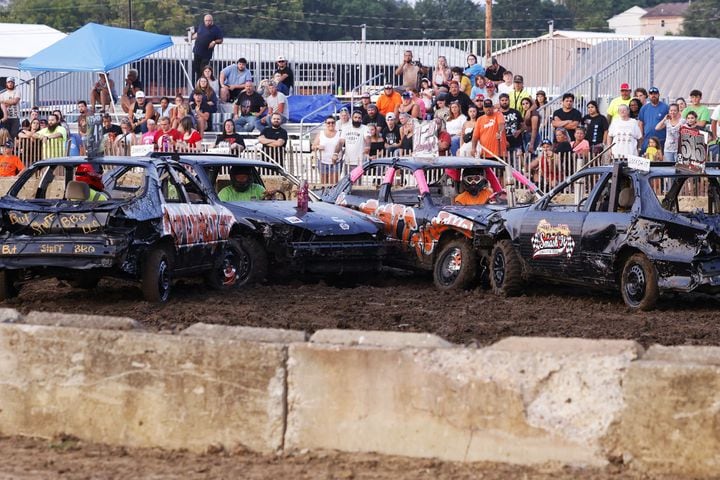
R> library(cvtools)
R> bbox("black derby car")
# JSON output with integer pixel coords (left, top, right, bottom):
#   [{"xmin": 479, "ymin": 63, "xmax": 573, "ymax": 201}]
[
  {"xmin": 0, "ymin": 157, "xmax": 246, "ymax": 302},
  {"xmin": 155, "ymin": 154, "xmax": 387, "ymax": 279},
  {"xmin": 322, "ymin": 156, "xmax": 537, "ymax": 290},
  {"xmin": 487, "ymin": 161, "xmax": 720, "ymax": 310}
]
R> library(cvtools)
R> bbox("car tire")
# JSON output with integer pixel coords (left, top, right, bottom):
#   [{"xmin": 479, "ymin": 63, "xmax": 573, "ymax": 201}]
[
  {"xmin": 235, "ymin": 237, "xmax": 268, "ymax": 288},
  {"xmin": 621, "ymin": 253, "xmax": 659, "ymax": 311},
  {"xmin": 206, "ymin": 238, "xmax": 245, "ymax": 291},
  {"xmin": 142, "ymin": 247, "xmax": 173, "ymax": 303},
  {"xmin": 0, "ymin": 270, "xmax": 19, "ymax": 301},
  {"xmin": 490, "ymin": 240, "xmax": 524, "ymax": 296},
  {"xmin": 433, "ymin": 239, "xmax": 477, "ymax": 290}
]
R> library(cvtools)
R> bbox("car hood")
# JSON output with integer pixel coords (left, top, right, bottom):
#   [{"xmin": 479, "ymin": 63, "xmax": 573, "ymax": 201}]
[
  {"xmin": 439, "ymin": 204, "xmax": 506, "ymax": 224},
  {"xmin": 225, "ymin": 200, "xmax": 383, "ymax": 236}
]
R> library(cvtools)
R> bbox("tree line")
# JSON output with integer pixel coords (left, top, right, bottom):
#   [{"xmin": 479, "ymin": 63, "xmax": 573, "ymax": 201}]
[{"xmin": 2, "ymin": 0, "xmax": 717, "ymax": 40}]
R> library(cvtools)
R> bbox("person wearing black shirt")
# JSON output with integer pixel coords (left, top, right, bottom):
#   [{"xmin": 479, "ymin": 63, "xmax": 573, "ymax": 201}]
[
  {"xmin": 233, "ymin": 81, "xmax": 267, "ymax": 133},
  {"xmin": 100, "ymin": 114, "xmax": 122, "ymax": 136},
  {"xmin": 363, "ymin": 104, "xmax": 386, "ymax": 130},
  {"xmin": 552, "ymin": 93, "xmax": 583, "ymax": 141},
  {"xmin": 484, "ymin": 57, "xmax": 507, "ymax": 84},
  {"xmin": 381, "ymin": 113, "xmax": 401, "ymax": 154},
  {"xmin": 191, "ymin": 14, "xmax": 223, "ymax": 81},
  {"xmin": 446, "ymin": 80, "xmax": 472, "ymax": 116},
  {"xmin": 582, "ymin": 101, "xmax": 609, "ymax": 153},
  {"xmin": 274, "ymin": 55, "xmax": 294, "ymax": 94},
  {"xmin": 258, "ymin": 113, "xmax": 288, "ymax": 167},
  {"xmin": 215, "ymin": 119, "xmax": 246, "ymax": 154},
  {"xmin": 499, "ymin": 93, "xmax": 524, "ymax": 163}
]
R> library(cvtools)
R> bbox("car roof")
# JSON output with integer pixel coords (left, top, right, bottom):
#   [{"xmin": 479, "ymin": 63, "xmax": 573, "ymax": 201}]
[
  {"xmin": 152, "ymin": 153, "xmax": 280, "ymax": 170},
  {"xmin": 30, "ymin": 156, "xmax": 155, "ymax": 168},
  {"xmin": 370, "ymin": 156, "xmax": 505, "ymax": 169}
]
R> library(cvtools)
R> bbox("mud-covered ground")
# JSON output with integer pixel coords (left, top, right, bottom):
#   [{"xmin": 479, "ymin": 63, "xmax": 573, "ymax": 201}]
[
  {"xmin": 5, "ymin": 269, "xmax": 720, "ymax": 347},
  {"xmin": 0, "ymin": 435, "xmax": 684, "ymax": 480},
  {"xmin": 3, "ymin": 272, "xmax": 719, "ymax": 479}
]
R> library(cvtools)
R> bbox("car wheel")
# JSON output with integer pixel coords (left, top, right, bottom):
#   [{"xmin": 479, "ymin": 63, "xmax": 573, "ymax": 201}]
[
  {"xmin": 235, "ymin": 237, "xmax": 268, "ymax": 288},
  {"xmin": 490, "ymin": 240, "xmax": 524, "ymax": 296},
  {"xmin": 433, "ymin": 239, "xmax": 477, "ymax": 290},
  {"xmin": 0, "ymin": 270, "xmax": 19, "ymax": 301},
  {"xmin": 142, "ymin": 247, "xmax": 173, "ymax": 303},
  {"xmin": 206, "ymin": 239, "xmax": 245, "ymax": 291},
  {"xmin": 621, "ymin": 253, "xmax": 659, "ymax": 311}
]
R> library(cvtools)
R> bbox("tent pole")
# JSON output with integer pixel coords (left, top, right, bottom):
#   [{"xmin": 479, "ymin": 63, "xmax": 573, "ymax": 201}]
[{"xmin": 102, "ymin": 72, "xmax": 119, "ymax": 121}]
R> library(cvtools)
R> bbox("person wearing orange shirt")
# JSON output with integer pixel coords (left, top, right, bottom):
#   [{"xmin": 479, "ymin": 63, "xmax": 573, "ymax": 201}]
[
  {"xmin": 376, "ymin": 84, "xmax": 402, "ymax": 117},
  {"xmin": 0, "ymin": 141, "xmax": 24, "ymax": 177},
  {"xmin": 454, "ymin": 169, "xmax": 492, "ymax": 205},
  {"xmin": 471, "ymin": 98, "xmax": 506, "ymax": 158}
]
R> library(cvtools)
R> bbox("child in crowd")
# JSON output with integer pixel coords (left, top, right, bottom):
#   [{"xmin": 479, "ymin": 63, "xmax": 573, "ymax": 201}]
[{"xmin": 644, "ymin": 137, "xmax": 663, "ymax": 161}]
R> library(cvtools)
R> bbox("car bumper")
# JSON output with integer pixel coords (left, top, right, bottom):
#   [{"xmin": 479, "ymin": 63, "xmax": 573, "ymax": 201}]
[
  {"xmin": 657, "ymin": 258, "xmax": 720, "ymax": 292},
  {"xmin": 283, "ymin": 241, "xmax": 386, "ymax": 272},
  {"xmin": 0, "ymin": 235, "xmax": 130, "ymax": 270}
]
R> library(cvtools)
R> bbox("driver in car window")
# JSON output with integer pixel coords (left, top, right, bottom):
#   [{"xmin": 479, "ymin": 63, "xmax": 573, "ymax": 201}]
[
  {"xmin": 218, "ymin": 166, "xmax": 267, "ymax": 202},
  {"xmin": 454, "ymin": 168, "xmax": 493, "ymax": 205},
  {"xmin": 75, "ymin": 163, "xmax": 109, "ymax": 201}
]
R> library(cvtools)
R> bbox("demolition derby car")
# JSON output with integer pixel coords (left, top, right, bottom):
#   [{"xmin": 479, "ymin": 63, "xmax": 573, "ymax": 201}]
[
  {"xmin": 487, "ymin": 160, "xmax": 720, "ymax": 310},
  {"xmin": 0, "ymin": 157, "xmax": 246, "ymax": 302},
  {"xmin": 322, "ymin": 156, "xmax": 537, "ymax": 290},
  {"xmin": 155, "ymin": 153, "xmax": 388, "ymax": 280}
]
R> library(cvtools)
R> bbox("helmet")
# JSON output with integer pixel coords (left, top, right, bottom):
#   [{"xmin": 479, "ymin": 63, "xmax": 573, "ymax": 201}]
[
  {"xmin": 229, "ymin": 165, "xmax": 253, "ymax": 192},
  {"xmin": 75, "ymin": 163, "xmax": 104, "ymax": 191},
  {"xmin": 462, "ymin": 168, "xmax": 487, "ymax": 195}
]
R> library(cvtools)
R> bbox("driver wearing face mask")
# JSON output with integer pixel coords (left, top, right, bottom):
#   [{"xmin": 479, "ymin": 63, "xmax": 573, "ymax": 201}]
[
  {"xmin": 454, "ymin": 168, "xmax": 493, "ymax": 205},
  {"xmin": 218, "ymin": 165, "xmax": 267, "ymax": 202}
]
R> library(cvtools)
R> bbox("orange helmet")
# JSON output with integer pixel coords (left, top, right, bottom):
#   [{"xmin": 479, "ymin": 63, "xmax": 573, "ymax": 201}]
[{"xmin": 75, "ymin": 163, "xmax": 104, "ymax": 191}]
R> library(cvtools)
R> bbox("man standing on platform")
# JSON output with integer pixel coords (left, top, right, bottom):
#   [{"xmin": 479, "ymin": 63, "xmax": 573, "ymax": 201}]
[{"xmin": 191, "ymin": 14, "xmax": 223, "ymax": 81}]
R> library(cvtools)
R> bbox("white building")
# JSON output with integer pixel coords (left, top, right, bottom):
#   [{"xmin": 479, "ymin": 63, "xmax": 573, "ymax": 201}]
[
  {"xmin": 0, "ymin": 23, "xmax": 66, "ymax": 83},
  {"xmin": 607, "ymin": 3, "xmax": 689, "ymax": 36}
]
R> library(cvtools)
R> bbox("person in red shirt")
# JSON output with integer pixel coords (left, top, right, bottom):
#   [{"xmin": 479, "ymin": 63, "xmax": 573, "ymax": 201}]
[
  {"xmin": 0, "ymin": 141, "xmax": 24, "ymax": 177},
  {"xmin": 471, "ymin": 98, "xmax": 506, "ymax": 159},
  {"xmin": 153, "ymin": 116, "xmax": 183, "ymax": 152},
  {"xmin": 177, "ymin": 116, "xmax": 203, "ymax": 152}
]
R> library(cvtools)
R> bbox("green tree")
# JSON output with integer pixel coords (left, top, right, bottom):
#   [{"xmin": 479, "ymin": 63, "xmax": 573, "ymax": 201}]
[
  {"xmin": 493, "ymin": 0, "xmax": 573, "ymax": 37},
  {"xmin": 413, "ymin": 0, "xmax": 484, "ymax": 39},
  {"xmin": 682, "ymin": 0, "xmax": 720, "ymax": 37}
]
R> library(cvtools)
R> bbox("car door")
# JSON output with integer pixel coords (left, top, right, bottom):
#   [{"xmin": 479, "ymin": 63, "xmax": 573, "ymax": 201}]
[
  {"xmin": 580, "ymin": 170, "xmax": 637, "ymax": 285},
  {"xmin": 517, "ymin": 172, "xmax": 601, "ymax": 279}
]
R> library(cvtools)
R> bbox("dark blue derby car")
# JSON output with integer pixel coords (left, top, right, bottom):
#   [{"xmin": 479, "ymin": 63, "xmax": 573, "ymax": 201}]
[{"xmin": 487, "ymin": 161, "xmax": 720, "ymax": 310}]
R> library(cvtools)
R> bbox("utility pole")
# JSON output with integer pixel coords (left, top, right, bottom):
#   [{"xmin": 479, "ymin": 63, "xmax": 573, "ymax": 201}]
[
  {"xmin": 128, "ymin": 0, "xmax": 132, "ymax": 29},
  {"xmin": 485, "ymin": 0, "xmax": 492, "ymax": 66}
]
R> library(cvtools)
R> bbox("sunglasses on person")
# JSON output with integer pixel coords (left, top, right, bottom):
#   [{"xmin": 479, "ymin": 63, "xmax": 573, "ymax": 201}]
[
  {"xmin": 463, "ymin": 175, "xmax": 485, "ymax": 185},
  {"xmin": 326, "ymin": 120, "xmax": 336, "ymax": 125}
]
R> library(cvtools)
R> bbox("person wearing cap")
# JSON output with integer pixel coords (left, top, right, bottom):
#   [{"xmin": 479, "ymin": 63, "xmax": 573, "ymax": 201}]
[
  {"xmin": 395, "ymin": 90, "xmax": 420, "ymax": 120},
  {"xmin": 607, "ymin": 83, "xmax": 633, "ymax": 124},
  {"xmin": 0, "ymin": 76, "xmax": 21, "ymax": 139},
  {"xmin": 381, "ymin": 112, "xmax": 401, "ymax": 154},
  {"xmin": 0, "ymin": 141, "xmax": 24, "ymax": 177},
  {"xmin": 129, "ymin": 91, "xmax": 157, "ymax": 134},
  {"xmin": 682, "ymin": 89, "xmax": 711, "ymax": 129},
  {"xmin": 446, "ymin": 80, "xmax": 472, "ymax": 116},
  {"xmin": 356, "ymin": 92, "xmax": 372, "ymax": 118},
  {"xmin": 191, "ymin": 14, "xmax": 223, "ymax": 81},
  {"xmin": 89, "ymin": 73, "xmax": 116, "ymax": 113},
  {"xmin": 638, "ymin": 87, "xmax": 669, "ymax": 153},
  {"xmin": 484, "ymin": 57, "xmax": 506, "ymax": 85},
  {"xmin": 363, "ymin": 103, "xmax": 386, "ymax": 130},
  {"xmin": 220, "ymin": 58, "xmax": 254, "ymax": 103},
  {"xmin": 376, "ymin": 84, "xmax": 401, "ymax": 117},
  {"xmin": 508, "ymin": 75, "xmax": 531, "ymax": 112},
  {"xmin": 274, "ymin": 56, "xmax": 294, "ymax": 94},
  {"xmin": 484, "ymin": 81, "xmax": 499, "ymax": 105},
  {"xmin": 120, "ymin": 69, "xmax": 144, "ymax": 114},
  {"xmin": 471, "ymin": 98, "xmax": 506, "ymax": 159},
  {"xmin": 395, "ymin": 50, "xmax": 420, "ymax": 91}
]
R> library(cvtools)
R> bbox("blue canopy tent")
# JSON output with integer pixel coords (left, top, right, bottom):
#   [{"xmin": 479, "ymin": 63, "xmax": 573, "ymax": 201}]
[{"xmin": 19, "ymin": 23, "xmax": 173, "ymax": 73}]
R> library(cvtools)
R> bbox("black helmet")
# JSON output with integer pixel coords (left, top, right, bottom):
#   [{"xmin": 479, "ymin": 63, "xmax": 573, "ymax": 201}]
[
  {"xmin": 462, "ymin": 168, "xmax": 487, "ymax": 195},
  {"xmin": 229, "ymin": 166, "xmax": 253, "ymax": 192}
]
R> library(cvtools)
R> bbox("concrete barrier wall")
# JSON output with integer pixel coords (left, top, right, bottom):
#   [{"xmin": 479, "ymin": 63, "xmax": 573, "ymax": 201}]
[{"xmin": 0, "ymin": 310, "xmax": 719, "ymax": 477}]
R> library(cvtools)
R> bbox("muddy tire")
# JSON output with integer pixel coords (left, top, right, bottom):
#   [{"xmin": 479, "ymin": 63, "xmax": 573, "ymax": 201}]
[
  {"xmin": 621, "ymin": 253, "xmax": 659, "ymax": 311},
  {"xmin": 433, "ymin": 239, "xmax": 477, "ymax": 290},
  {"xmin": 235, "ymin": 237, "xmax": 268, "ymax": 288},
  {"xmin": 142, "ymin": 247, "xmax": 173, "ymax": 303},
  {"xmin": 206, "ymin": 239, "xmax": 245, "ymax": 291},
  {"xmin": 490, "ymin": 239, "xmax": 524, "ymax": 296},
  {"xmin": 0, "ymin": 270, "xmax": 19, "ymax": 301}
]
